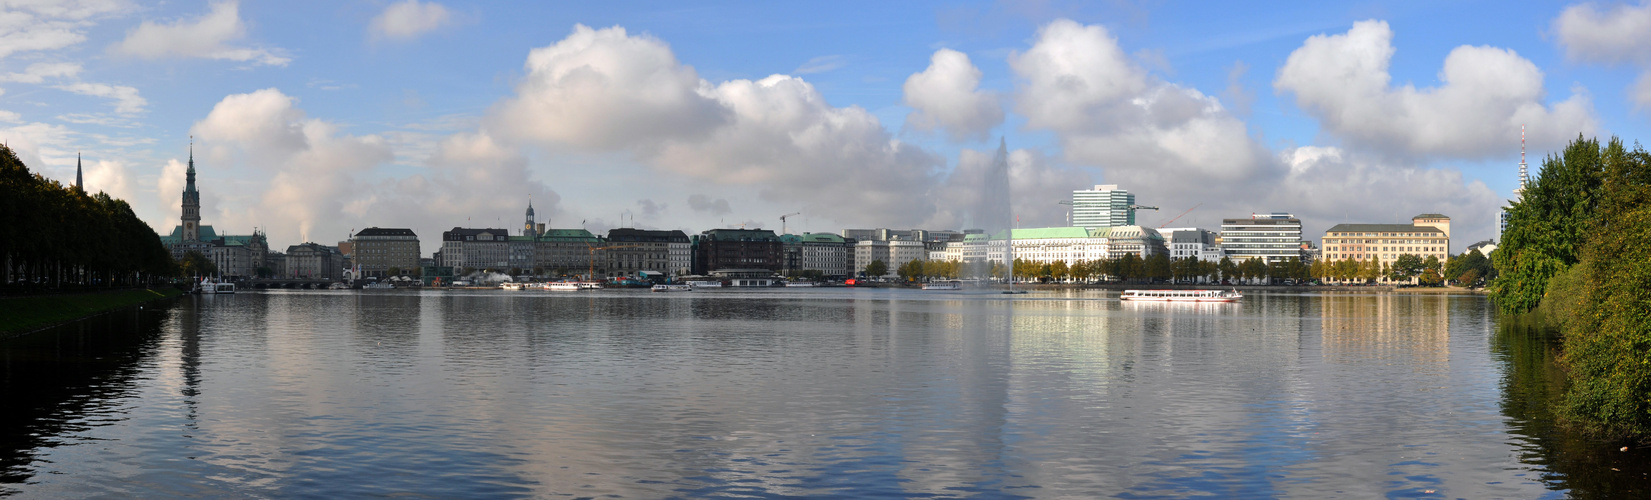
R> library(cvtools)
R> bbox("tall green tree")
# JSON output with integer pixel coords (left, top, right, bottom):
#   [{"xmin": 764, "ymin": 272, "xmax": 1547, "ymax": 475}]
[
  {"xmin": 863, "ymin": 259, "xmax": 887, "ymax": 278},
  {"xmin": 1490, "ymin": 136, "xmax": 1608, "ymax": 313}
]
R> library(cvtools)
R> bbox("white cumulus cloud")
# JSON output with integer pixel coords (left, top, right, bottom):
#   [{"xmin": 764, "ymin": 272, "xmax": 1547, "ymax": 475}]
[
  {"xmin": 1011, "ymin": 19, "xmax": 1276, "ymax": 189},
  {"xmin": 903, "ymin": 48, "xmax": 1003, "ymax": 142},
  {"xmin": 487, "ymin": 24, "xmax": 946, "ymax": 227},
  {"xmin": 487, "ymin": 24, "xmax": 727, "ymax": 150},
  {"xmin": 111, "ymin": 1, "xmax": 290, "ymax": 66},
  {"xmin": 1553, "ymin": 1, "xmax": 1651, "ymax": 108},
  {"xmin": 369, "ymin": 0, "xmax": 453, "ymax": 42},
  {"xmin": 1275, "ymin": 20, "xmax": 1595, "ymax": 158}
]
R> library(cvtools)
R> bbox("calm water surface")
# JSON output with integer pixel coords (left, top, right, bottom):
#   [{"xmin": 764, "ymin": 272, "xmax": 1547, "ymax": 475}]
[{"xmin": 1, "ymin": 289, "xmax": 1642, "ymax": 497}]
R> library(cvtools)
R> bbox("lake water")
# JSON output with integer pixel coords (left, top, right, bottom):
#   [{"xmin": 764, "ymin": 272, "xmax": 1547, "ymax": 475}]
[{"xmin": 1, "ymin": 288, "xmax": 1643, "ymax": 498}]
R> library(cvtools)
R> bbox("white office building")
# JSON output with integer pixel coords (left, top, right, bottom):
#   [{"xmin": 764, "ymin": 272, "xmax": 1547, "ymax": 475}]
[
  {"xmin": 1160, "ymin": 227, "xmax": 1222, "ymax": 261},
  {"xmin": 1221, "ymin": 213, "xmax": 1303, "ymax": 263}
]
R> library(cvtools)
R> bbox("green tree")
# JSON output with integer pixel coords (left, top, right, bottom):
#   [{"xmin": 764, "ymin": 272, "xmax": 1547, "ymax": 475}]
[
  {"xmin": 1391, "ymin": 254, "xmax": 1424, "ymax": 282},
  {"xmin": 864, "ymin": 259, "xmax": 887, "ymax": 278},
  {"xmin": 1553, "ymin": 138, "xmax": 1651, "ymax": 438},
  {"xmin": 179, "ymin": 251, "xmax": 217, "ymax": 277},
  {"xmin": 1217, "ymin": 256, "xmax": 1236, "ymax": 283},
  {"xmin": 1490, "ymin": 135, "xmax": 1608, "ymax": 313}
]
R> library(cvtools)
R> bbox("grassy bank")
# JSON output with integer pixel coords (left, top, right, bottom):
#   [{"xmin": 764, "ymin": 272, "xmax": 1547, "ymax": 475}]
[{"xmin": 0, "ymin": 288, "xmax": 183, "ymax": 337}]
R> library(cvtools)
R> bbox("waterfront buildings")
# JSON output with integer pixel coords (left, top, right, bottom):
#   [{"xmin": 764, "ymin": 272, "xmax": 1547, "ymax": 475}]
[
  {"xmin": 156, "ymin": 148, "xmax": 268, "ymax": 278},
  {"xmin": 693, "ymin": 229, "xmax": 784, "ymax": 274},
  {"xmin": 1072, "ymin": 185, "xmax": 1136, "ymax": 227},
  {"xmin": 1159, "ymin": 227, "xmax": 1223, "ymax": 262},
  {"xmin": 1221, "ymin": 213, "xmax": 1303, "ymax": 263},
  {"xmin": 350, "ymin": 228, "xmax": 419, "ymax": 278},
  {"xmin": 440, "ymin": 228, "xmax": 509, "ymax": 272},
  {"xmin": 922, "ymin": 226, "xmax": 1168, "ymax": 271},
  {"xmin": 1321, "ymin": 214, "xmax": 1452, "ymax": 268},
  {"xmin": 855, "ymin": 238, "xmax": 927, "ymax": 278},
  {"xmin": 781, "ymin": 233, "xmax": 855, "ymax": 278},
  {"xmin": 605, "ymin": 228, "xmax": 692, "ymax": 278},
  {"xmin": 285, "ymin": 243, "xmax": 341, "ymax": 280}
]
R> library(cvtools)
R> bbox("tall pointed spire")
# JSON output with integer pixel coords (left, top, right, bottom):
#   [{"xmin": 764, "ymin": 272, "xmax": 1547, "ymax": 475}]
[{"xmin": 75, "ymin": 151, "xmax": 82, "ymax": 191}]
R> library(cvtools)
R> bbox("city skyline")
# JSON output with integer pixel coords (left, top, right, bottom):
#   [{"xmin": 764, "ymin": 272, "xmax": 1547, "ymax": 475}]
[{"xmin": 9, "ymin": 1, "xmax": 1651, "ymax": 252}]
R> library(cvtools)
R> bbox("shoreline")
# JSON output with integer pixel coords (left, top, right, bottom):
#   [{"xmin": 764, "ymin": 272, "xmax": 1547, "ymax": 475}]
[{"xmin": 0, "ymin": 288, "xmax": 185, "ymax": 339}]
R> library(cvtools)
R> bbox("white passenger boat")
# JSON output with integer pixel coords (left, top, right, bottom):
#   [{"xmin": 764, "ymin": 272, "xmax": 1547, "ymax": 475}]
[
  {"xmin": 1119, "ymin": 289, "xmax": 1242, "ymax": 302},
  {"xmin": 922, "ymin": 280, "xmax": 962, "ymax": 291},
  {"xmin": 499, "ymin": 282, "xmax": 525, "ymax": 290},
  {"xmin": 651, "ymin": 284, "xmax": 693, "ymax": 292},
  {"xmin": 577, "ymin": 281, "xmax": 604, "ymax": 290},
  {"xmin": 784, "ymin": 281, "xmax": 817, "ymax": 287},
  {"xmin": 686, "ymin": 280, "xmax": 722, "ymax": 288},
  {"xmin": 196, "ymin": 277, "xmax": 235, "ymax": 294},
  {"xmin": 364, "ymin": 282, "xmax": 395, "ymax": 289},
  {"xmin": 545, "ymin": 282, "xmax": 581, "ymax": 291}
]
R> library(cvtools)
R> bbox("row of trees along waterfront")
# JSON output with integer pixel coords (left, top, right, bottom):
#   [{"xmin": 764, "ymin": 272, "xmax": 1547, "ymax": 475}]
[
  {"xmin": 1489, "ymin": 135, "xmax": 1651, "ymax": 440},
  {"xmin": 890, "ymin": 255, "xmax": 1314, "ymax": 284},
  {"xmin": 885, "ymin": 250, "xmax": 1498, "ymax": 287},
  {"xmin": 1, "ymin": 146, "xmax": 175, "ymax": 291}
]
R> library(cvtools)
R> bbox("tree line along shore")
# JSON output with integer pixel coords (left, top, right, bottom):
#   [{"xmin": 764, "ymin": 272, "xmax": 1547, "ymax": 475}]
[
  {"xmin": 1, "ymin": 145, "xmax": 184, "ymax": 336},
  {"xmin": 1490, "ymin": 135, "xmax": 1651, "ymax": 442}
]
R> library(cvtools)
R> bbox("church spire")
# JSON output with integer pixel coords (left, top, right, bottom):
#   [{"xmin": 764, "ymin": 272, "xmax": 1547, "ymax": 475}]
[{"xmin": 75, "ymin": 151, "xmax": 82, "ymax": 191}]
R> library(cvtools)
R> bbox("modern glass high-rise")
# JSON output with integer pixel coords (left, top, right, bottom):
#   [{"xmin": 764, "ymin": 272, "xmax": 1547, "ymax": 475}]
[{"xmin": 1071, "ymin": 184, "xmax": 1135, "ymax": 227}]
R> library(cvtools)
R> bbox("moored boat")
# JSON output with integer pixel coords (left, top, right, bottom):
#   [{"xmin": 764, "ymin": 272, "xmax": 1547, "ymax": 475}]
[
  {"xmin": 686, "ymin": 280, "xmax": 722, "ymax": 288},
  {"xmin": 499, "ymin": 282, "xmax": 525, "ymax": 290},
  {"xmin": 784, "ymin": 281, "xmax": 817, "ymax": 287},
  {"xmin": 651, "ymin": 284, "xmax": 693, "ymax": 292},
  {"xmin": 544, "ymin": 282, "xmax": 581, "ymax": 291},
  {"xmin": 1119, "ymin": 289, "xmax": 1242, "ymax": 302}
]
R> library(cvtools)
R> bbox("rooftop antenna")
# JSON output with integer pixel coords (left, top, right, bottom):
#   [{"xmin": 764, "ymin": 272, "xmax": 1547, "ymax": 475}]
[{"xmin": 1517, "ymin": 124, "xmax": 1528, "ymax": 195}]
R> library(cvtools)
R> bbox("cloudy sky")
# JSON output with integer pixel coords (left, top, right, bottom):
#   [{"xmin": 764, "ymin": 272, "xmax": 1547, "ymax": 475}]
[{"xmin": 10, "ymin": 1, "xmax": 1651, "ymax": 255}]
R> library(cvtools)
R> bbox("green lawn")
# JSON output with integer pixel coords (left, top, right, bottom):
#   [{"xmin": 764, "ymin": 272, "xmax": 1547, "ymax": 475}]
[{"xmin": 0, "ymin": 288, "xmax": 183, "ymax": 336}]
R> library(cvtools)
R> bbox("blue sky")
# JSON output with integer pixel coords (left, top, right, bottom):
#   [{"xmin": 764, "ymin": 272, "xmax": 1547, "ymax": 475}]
[{"xmin": 9, "ymin": 0, "xmax": 1651, "ymax": 254}]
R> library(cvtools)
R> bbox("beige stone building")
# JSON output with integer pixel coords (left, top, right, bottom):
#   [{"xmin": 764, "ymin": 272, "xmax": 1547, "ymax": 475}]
[{"xmin": 1321, "ymin": 214, "xmax": 1451, "ymax": 267}]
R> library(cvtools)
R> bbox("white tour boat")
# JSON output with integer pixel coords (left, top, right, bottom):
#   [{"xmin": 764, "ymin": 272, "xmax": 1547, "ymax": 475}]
[
  {"xmin": 922, "ymin": 280, "xmax": 963, "ymax": 291},
  {"xmin": 545, "ymin": 282, "xmax": 581, "ymax": 291},
  {"xmin": 651, "ymin": 284, "xmax": 693, "ymax": 292},
  {"xmin": 1119, "ymin": 289, "xmax": 1243, "ymax": 303},
  {"xmin": 196, "ymin": 277, "xmax": 235, "ymax": 294},
  {"xmin": 784, "ymin": 281, "xmax": 817, "ymax": 287},
  {"xmin": 499, "ymin": 282, "xmax": 525, "ymax": 290},
  {"xmin": 686, "ymin": 280, "xmax": 723, "ymax": 288}
]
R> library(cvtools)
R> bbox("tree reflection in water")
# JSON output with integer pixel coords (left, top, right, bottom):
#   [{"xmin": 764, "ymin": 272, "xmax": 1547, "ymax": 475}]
[{"xmin": 1494, "ymin": 319, "xmax": 1651, "ymax": 497}]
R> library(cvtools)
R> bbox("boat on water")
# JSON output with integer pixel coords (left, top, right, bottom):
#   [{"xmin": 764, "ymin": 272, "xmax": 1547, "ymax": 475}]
[
  {"xmin": 652, "ymin": 284, "xmax": 693, "ymax": 292},
  {"xmin": 499, "ymin": 282, "xmax": 526, "ymax": 290},
  {"xmin": 545, "ymin": 282, "xmax": 581, "ymax": 291},
  {"xmin": 784, "ymin": 281, "xmax": 817, "ymax": 288},
  {"xmin": 577, "ymin": 281, "xmax": 604, "ymax": 290},
  {"xmin": 922, "ymin": 280, "xmax": 962, "ymax": 291},
  {"xmin": 364, "ymin": 282, "xmax": 395, "ymax": 289},
  {"xmin": 195, "ymin": 277, "xmax": 235, "ymax": 294},
  {"xmin": 686, "ymin": 280, "xmax": 722, "ymax": 288},
  {"xmin": 1119, "ymin": 289, "xmax": 1242, "ymax": 302}
]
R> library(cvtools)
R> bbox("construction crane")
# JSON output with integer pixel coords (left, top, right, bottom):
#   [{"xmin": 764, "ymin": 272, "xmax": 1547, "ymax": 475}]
[
  {"xmin": 779, "ymin": 212, "xmax": 801, "ymax": 234},
  {"xmin": 1158, "ymin": 203, "xmax": 1202, "ymax": 228}
]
